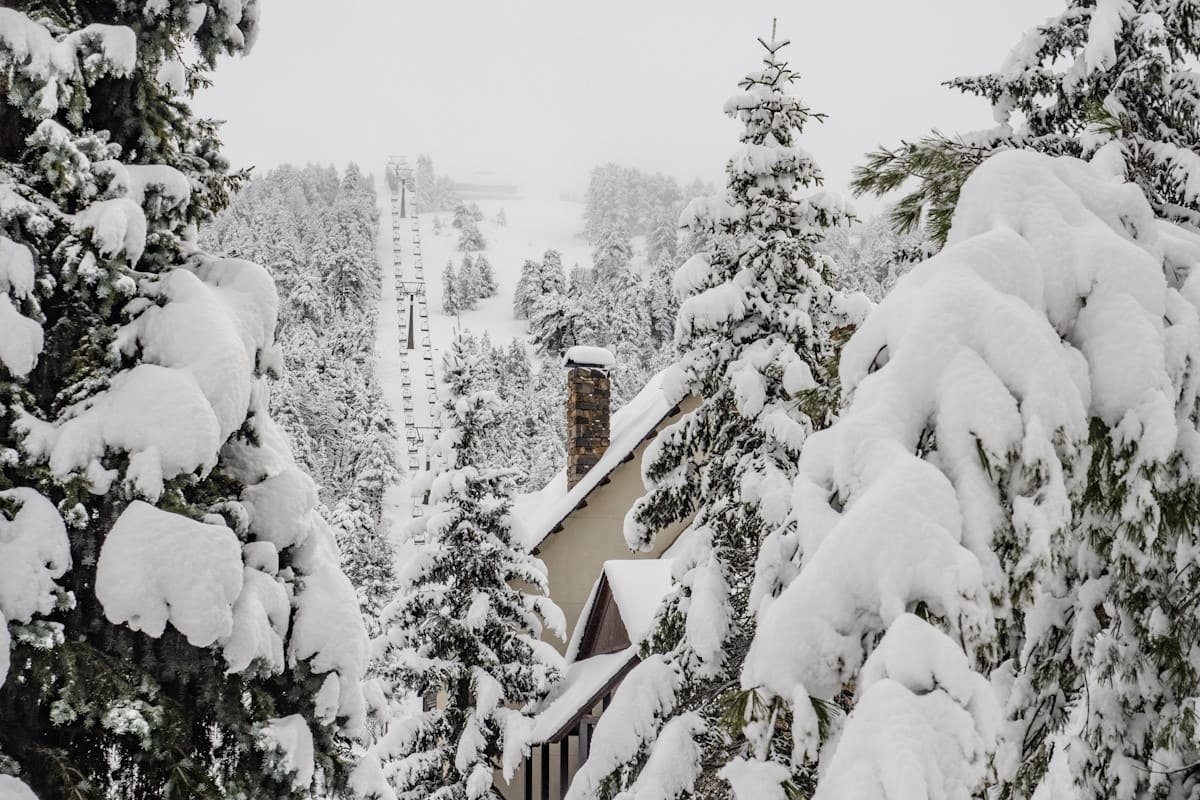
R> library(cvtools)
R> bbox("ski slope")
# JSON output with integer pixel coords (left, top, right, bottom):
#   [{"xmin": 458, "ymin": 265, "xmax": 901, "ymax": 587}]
[{"xmin": 375, "ymin": 173, "xmax": 594, "ymax": 545}]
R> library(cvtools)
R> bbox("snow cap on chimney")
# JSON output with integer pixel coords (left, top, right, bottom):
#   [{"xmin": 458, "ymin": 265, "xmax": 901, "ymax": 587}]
[
  {"xmin": 564, "ymin": 346, "xmax": 613, "ymax": 489},
  {"xmin": 564, "ymin": 345, "xmax": 615, "ymax": 370}
]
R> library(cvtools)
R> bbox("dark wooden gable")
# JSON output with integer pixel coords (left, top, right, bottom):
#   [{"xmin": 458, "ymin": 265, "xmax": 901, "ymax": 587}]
[{"xmin": 576, "ymin": 574, "xmax": 632, "ymax": 661}]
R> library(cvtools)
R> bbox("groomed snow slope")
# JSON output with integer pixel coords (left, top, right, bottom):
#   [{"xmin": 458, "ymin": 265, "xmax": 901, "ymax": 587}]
[
  {"xmin": 374, "ymin": 188, "xmax": 594, "ymax": 544},
  {"xmin": 420, "ymin": 195, "xmax": 593, "ymax": 360}
]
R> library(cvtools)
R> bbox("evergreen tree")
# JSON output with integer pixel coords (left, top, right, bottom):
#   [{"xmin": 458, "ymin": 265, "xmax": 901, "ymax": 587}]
[
  {"xmin": 457, "ymin": 217, "xmax": 486, "ymax": 252},
  {"xmin": 417, "ymin": 155, "xmax": 457, "ymax": 213},
  {"xmin": 528, "ymin": 292, "xmax": 582, "ymax": 358},
  {"xmin": 502, "ymin": 339, "xmax": 533, "ymax": 396},
  {"xmin": 442, "ymin": 260, "xmax": 461, "ymax": 315},
  {"xmin": 512, "ymin": 259, "xmax": 542, "ymax": 320},
  {"xmin": 451, "ymin": 203, "xmax": 471, "ymax": 230},
  {"xmin": 539, "ymin": 249, "xmax": 568, "ymax": 297},
  {"xmin": 513, "ymin": 252, "xmax": 565, "ymax": 320},
  {"xmin": 648, "ymin": 207, "xmax": 681, "ymax": 262},
  {"xmin": 475, "ymin": 254, "xmax": 498, "ymax": 298},
  {"xmin": 853, "ymin": 0, "xmax": 1200, "ymax": 243},
  {"xmin": 202, "ymin": 164, "xmax": 399, "ymax": 585},
  {"xmin": 416, "ymin": 155, "xmax": 437, "ymax": 210},
  {"xmin": 815, "ymin": 209, "xmax": 929, "ymax": 302},
  {"xmin": 723, "ymin": 149, "xmax": 1200, "ymax": 800},
  {"xmin": 522, "ymin": 366, "xmax": 567, "ymax": 491},
  {"xmin": 569, "ymin": 30, "xmax": 848, "ymax": 798},
  {"xmin": 646, "ymin": 251, "xmax": 680, "ymax": 348},
  {"xmin": 330, "ymin": 378, "xmax": 400, "ymax": 637},
  {"xmin": 0, "ymin": 4, "xmax": 371, "ymax": 798},
  {"xmin": 316, "ymin": 188, "xmax": 377, "ymax": 312},
  {"xmin": 592, "ymin": 227, "xmax": 633, "ymax": 281},
  {"xmin": 458, "ymin": 255, "xmax": 481, "ymax": 311},
  {"xmin": 375, "ymin": 338, "xmax": 564, "ymax": 799}
]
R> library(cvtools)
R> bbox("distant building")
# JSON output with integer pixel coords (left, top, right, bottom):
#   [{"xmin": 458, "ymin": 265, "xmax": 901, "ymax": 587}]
[{"xmin": 449, "ymin": 169, "xmax": 520, "ymax": 201}]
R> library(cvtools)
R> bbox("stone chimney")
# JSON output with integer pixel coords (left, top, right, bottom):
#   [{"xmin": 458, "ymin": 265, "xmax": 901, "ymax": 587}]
[{"xmin": 564, "ymin": 346, "xmax": 614, "ymax": 490}]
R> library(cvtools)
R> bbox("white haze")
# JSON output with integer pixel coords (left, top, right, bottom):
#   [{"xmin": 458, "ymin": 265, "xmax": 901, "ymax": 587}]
[{"xmin": 194, "ymin": 0, "xmax": 1061, "ymax": 204}]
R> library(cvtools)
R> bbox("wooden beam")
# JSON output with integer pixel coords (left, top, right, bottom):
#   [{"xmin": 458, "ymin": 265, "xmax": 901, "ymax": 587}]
[
  {"xmin": 524, "ymin": 755, "xmax": 533, "ymax": 800},
  {"xmin": 540, "ymin": 742, "xmax": 550, "ymax": 800},
  {"xmin": 559, "ymin": 738, "xmax": 570, "ymax": 799}
]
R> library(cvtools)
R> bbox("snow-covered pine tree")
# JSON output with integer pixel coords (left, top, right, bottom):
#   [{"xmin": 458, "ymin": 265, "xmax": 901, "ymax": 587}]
[
  {"xmin": 0, "ymin": 4, "xmax": 371, "ymax": 798},
  {"xmin": 330, "ymin": 375, "xmax": 400, "ymax": 636},
  {"xmin": 594, "ymin": 264, "xmax": 654, "ymax": 407},
  {"xmin": 457, "ymin": 217, "xmax": 486, "ymax": 253},
  {"xmin": 443, "ymin": 260, "xmax": 461, "ymax": 315},
  {"xmin": 513, "ymin": 251, "xmax": 566, "ymax": 321},
  {"xmin": 452, "ymin": 202, "xmax": 471, "ymax": 231},
  {"xmin": 583, "ymin": 164, "xmax": 626, "ymax": 244},
  {"xmin": 202, "ymin": 165, "xmax": 400, "ymax": 628},
  {"xmin": 646, "ymin": 251, "xmax": 681, "ymax": 348},
  {"xmin": 417, "ymin": 156, "xmax": 438, "ymax": 210},
  {"xmin": 475, "ymin": 254, "xmax": 498, "ymax": 298},
  {"xmin": 853, "ymin": 0, "xmax": 1200, "ymax": 243},
  {"xmin": 317, "ymin": 166, "xmax": 378, "ymax": 311},
  {"xmin": 528, "ymin": 292, "xmax": 582, "ymax": 358},
  {"xmin": 538, "ymin": 249, "xmax": 567, "ymax": 297},
  {"xmin": 731, "ymin": 145, "xmax": 1200, "ymax": 800},
  {"xmin": 648, "ymin": 207, "xmax": 681, "ymax": 263},
  {"xmin": 591, "ymin": 227, "xmax": 633, "ymax": 281},
  {"xmin": 512, "ymin": 259, "xmax": 541, "ymax": 319},
  {"xmin": 458, "ymin": 255, "xmax": 481, "ymax": 311},
  {"xmin": 815, "ymin": 209, "xmax": 928, "ymax": 302},
  {"xmin": 375, "ymin": 336, "xmax": 564, "ymax": 799},
  {"xmin": 567, "ymin": 30, "xmax": 849, "ymax": 799}
]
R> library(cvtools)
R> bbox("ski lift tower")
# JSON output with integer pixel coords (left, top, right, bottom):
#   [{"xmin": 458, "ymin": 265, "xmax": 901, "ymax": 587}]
[{"xmin": 387, "ymin": 155, "xmax": 415, "ymax": 218}]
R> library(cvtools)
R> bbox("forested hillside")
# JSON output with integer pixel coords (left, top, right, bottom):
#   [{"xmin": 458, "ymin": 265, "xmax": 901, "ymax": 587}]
[{"xmin": 201, "ymin": 165, "xmax": 399, "ymax": 622}]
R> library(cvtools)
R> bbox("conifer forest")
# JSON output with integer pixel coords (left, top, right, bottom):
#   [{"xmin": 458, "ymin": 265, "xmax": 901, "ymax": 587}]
[{"xmin": 7, "ymin": 2, "xmax": 1200, "ymax": 799}]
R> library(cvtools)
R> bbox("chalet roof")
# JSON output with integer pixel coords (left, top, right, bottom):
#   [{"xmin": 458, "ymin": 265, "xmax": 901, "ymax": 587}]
[
  {"xmin": 514, "ymin": 364, "xmax": 688, "ymax": 553},
  {"xmin": 530, "ymin": 648, "xmax": 637, "ymax": 744},
  {"xmin": 564, "ymin": 560, "xmax": 675, "ymax": 663},
  {"xmin": 531, "ymin": 559, "xmax": 675, "ymax": 744}
]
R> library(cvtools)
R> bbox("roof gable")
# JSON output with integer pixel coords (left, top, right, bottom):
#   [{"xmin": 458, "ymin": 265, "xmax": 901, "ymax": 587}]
[
  {"xmin": 576, "ymin": 575, "xmax": 632, "ymax": 661},
  {"xmin": 566, "ymin": 559, "xmax": 675, "ymax": 663}
]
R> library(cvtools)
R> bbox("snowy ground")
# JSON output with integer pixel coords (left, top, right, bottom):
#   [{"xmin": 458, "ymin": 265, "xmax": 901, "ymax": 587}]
[
  {"xmin": 373, "ymin": 179, "xmax": 594, "ymax": 546},
  {"xmin": 419, "ymin": 195, "xmax": 593, "ymax": 348}
]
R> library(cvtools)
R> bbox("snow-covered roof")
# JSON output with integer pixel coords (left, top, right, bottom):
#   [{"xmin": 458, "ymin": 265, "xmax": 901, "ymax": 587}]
[
  {"xmin": 514, "ymin": 364, "xmax": 689, "ymax": 552},
  {"xmin": 564, "ymin": 559, "xmax": 675, "ymax": 663},
  {"xmin": 531, "ymin": 648, "xmax": 637, "ymax": 744},
  {"xmin": 531, "ymin": 559, "xmax": 675, "ymax": 743}
]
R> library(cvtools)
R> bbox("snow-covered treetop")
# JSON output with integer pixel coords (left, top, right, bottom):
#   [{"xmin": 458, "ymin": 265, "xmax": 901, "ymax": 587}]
[
  {"xmin": 855, "ymin": 0, "xmax": 1200, "ymax": 240},
  {"xmin": 705, "ymin": 35, "xmax": 848, "ymax": 242}
]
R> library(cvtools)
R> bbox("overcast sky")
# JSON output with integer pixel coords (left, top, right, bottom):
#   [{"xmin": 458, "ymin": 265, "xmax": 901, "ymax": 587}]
[{"xmin": 194, "ymin": 0, "xmax": 1061, "ymax": 204}]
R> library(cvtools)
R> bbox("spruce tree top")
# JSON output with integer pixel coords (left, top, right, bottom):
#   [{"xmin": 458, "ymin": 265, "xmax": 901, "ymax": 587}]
[{"xmin": 854, "ymin": 0, "xmax": 1200, "ymax": 239}]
